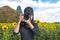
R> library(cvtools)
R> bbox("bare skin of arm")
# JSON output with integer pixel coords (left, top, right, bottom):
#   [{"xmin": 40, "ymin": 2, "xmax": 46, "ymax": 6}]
[
  {"xmin": 14, "ymin": 15, "xmax": 23, "ymax": 33},
  {"xmin": 24, "ymin": 19, "xmax": 34, "ymax": 30},
  {"xmin": 14, "ymin": 21, "xmax": 21, "ymax": 33},
  {"xmin": 14, "ymin": 14, "xmax": 34, "ymax": 33}
]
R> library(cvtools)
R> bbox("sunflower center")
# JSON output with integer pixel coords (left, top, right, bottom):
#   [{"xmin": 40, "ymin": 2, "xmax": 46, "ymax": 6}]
[
  {"xmin": 37, "ymin": 21, "xmax": 39, "ymax": 23},
  {"xmin": 4, "ymin": 27, "xmax": 7, "ymax": 30},
  {"xmin": 14, "ymin": 24, "xmax": 16, "ymax": 25}
]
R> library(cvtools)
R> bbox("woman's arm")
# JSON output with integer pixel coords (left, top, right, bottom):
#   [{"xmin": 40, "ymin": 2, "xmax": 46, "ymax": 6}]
[
  {"xmin": 27, "ymin": 21, "xmax": 34, "ymax": 30},
  {"xmin": 28, "ymin": 21, "xmax": 39, "ymax": 35},
  {"xmin": 24, "ymin": 20, "xmax": 39, "ymax": 35},
  {"xmin": 13, "ymin": 21, "xmax": 21, "ymax": 34},
  {"xmin": 13, "ymin": 15, "xmax": 23, "ymax": 35}
]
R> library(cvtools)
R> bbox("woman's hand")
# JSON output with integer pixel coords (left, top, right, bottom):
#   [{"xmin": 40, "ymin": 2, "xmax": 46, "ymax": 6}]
[
  {"xmin": 24, "ymin": 19, "xmax": 30, "ymax": 24},
  {"xmin": 24, "ymin": 19, "xmax": 34, "ymax": 30},
  {"xmin": 19, "ymin": 15, "xmax": 24, "ymax": 22}
]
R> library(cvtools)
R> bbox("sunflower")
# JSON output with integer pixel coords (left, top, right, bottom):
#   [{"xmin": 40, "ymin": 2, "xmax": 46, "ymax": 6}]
[
  {"xmin": 35, "ymin": 20, "xmax": 42, "ymax": 27},
  {"xmin": 35, "ymin": 20, "xmax": 41, "ymax": 24},
  {"xmin": 0, "ymin": 23, "xmax": 2, "ymax": 26},
  {"xmin": 49, "ymin": 25, "xmax": 56, "ymax": 30},
  {"xmin": 8, "ymin": 23, "xmax": 12, "ymax": 27},
  {"xmin": 42, "ymin": 24, "xmax": 48, "ymax": 28},
  {"xmin": 12, "ymin": 22, "xmax": 17, "ymax": 27},
  {"xmin": 2, "ymin": 25, "xmax": 8, "ymax": 31}
]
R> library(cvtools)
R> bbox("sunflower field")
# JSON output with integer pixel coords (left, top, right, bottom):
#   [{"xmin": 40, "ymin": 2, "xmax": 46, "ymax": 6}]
[{"xmin": 0, "ymin": 20, "xmax": 60, "ymax": 40}]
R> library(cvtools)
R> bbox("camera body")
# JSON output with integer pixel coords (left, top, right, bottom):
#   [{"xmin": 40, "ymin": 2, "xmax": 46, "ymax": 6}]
[
  {"xmin": 24, "ymin": 13, "xmax": 30, "ymax": 20},
  {"xmin": 20, "ymin": 13, "xmax": 30, "ymax": 27}
]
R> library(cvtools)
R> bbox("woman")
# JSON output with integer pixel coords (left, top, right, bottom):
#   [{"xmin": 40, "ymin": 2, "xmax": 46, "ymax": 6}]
[{"xmin": 13, "ymin": 7, "xmax": 39, "ymax": 40}]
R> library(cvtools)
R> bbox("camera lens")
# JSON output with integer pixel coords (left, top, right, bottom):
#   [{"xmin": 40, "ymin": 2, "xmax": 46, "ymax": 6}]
[{"xmin": 24, "ymin": 13, "xmax": 29, "ymax": 20}]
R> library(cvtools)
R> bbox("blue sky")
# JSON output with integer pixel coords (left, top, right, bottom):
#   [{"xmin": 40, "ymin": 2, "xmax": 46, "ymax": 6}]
[
  {"xmin": 7, "ymin": 0, "xmax": 60, "ymax": 3},
  {"xmin": 33, "ymin": 0, "xmax": 60, "ymax": 3},
  {"xmin": 0, "ymin": 0, "xmax": 60, "ymax": 22}
]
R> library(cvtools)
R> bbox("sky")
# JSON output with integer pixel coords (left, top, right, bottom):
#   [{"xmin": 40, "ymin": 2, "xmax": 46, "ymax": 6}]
[{"xmin": 0, "ymin": 0, "xmax": 60, "ymax": 22}]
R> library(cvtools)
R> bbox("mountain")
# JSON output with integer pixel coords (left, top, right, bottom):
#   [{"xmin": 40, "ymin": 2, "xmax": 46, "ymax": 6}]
[{"xmin": 0, "ymin": 6, "xmax": 20, "ymax": 23}]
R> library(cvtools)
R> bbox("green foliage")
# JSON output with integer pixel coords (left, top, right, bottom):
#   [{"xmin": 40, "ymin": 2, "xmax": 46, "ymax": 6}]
[
  {"xmin": 0, "ymin": 25, "xmax": 20, "ymax": 40},
  {"xmin": 0, "ymin": 23, "xmax": 60, "ymax": 40}
]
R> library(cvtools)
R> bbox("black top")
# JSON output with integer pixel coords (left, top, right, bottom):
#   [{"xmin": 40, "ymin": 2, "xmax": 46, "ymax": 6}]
[{"xmin": 13, "ymin": 21, "xmax": 39, "ymax": 40}]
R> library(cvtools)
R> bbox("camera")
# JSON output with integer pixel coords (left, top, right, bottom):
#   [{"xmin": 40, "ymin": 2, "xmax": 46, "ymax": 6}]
[
  {"xmin": 20, "ymin": 13, "xmax": 30, "ymax": 27},
  {"xmin": 24, "ymin": 13, "xmax": 30, "ymax": 20}
]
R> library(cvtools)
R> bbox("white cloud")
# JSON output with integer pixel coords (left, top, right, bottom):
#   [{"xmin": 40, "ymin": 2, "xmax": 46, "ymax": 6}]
[
  {"xmin": 34, "ymin": 1, "xmax": 60, "ymax": 22},
  {"xmin": 34, "ymin": 7, "xmax": 60, "ymax": 22},
  {"xmin": 0, "ymin": 0, "xmax": 60, "ymax": 22}
]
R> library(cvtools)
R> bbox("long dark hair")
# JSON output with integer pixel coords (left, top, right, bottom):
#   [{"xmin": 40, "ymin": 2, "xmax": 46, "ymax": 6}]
[
  {"xmin": 24, "ymin": 7, "xmax": 34, "ymax": 23},
  {"xmin": 20, "ymin": 7, "xmax": 34, "ymax": 28}
]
